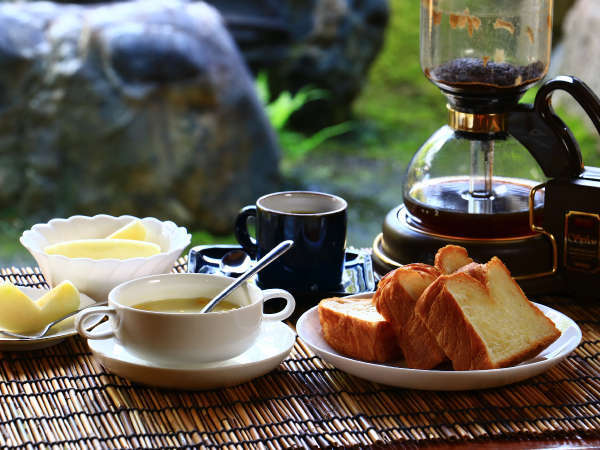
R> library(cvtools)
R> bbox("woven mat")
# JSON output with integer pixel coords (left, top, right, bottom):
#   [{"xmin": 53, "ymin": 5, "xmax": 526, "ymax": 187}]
[{"xmin": 0, "ymin": 261, "xmax": 599, "ymax": 449}]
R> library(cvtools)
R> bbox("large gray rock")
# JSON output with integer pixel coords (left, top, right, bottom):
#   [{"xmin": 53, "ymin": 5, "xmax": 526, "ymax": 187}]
[
  {"xmin": 267, "ymin": 0, "xmax": 389, "ymax": 129},
  {"xmin": 0, "ymin": 1, "xmax": 280, "ymax": 232},
  {"xmin": 208, "ymin": 0, "xmax": 389, "ymax": 130}
]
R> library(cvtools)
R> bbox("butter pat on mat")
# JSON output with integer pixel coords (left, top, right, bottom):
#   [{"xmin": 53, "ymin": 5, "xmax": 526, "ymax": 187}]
[
  {"xmin": 107, "ymin": 219, "xmax": 148, "ymax": 241},
  {"xmin": 44, "ymin": 239, "xmax": 161, "ymax": 259},
  {"xmin": 0, "ymin": 281, "xmax": 80, "ymax": 333}
]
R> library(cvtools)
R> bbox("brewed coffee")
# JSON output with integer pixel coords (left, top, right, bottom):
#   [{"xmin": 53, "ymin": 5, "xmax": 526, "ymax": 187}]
[{"xmin": 404, "ymin": 176, "xmax": 544, "ymax": 238}]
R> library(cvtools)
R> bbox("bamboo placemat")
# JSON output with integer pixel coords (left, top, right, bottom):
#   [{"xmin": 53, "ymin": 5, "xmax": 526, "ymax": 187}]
[{"xmin": 0, "ymin": 260, "xmax": 599, "ymax": 449}]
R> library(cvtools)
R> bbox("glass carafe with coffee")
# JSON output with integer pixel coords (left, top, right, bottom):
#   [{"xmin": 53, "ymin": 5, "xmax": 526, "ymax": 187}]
[{"xmin": 373, "ymin": 0, "xmax": 600, "ymax": 296}]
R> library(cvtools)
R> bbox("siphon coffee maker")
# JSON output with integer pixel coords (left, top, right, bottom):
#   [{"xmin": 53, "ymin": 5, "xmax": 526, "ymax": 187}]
[{"xmin": 372, "ymin": 0, "xmax": 600, "ymax": 296}]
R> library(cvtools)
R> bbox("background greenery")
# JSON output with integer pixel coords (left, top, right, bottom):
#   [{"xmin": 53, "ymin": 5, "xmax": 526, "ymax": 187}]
[
  {"xmin": 278, "ymin": 0, "xmax": 600, "ymax": 247},
  {"xmin": 1, "ymin": 0, "xmax": 598, "ymax": 265},
  {"xmin": 301, "ymin": 0, "xmax": 600, "ymax": 165}
]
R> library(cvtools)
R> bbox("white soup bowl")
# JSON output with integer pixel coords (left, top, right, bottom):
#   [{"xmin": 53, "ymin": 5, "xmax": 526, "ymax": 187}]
[{"xmin": 75, "ymin": 273, "xmax": 295, "ymax": 365}]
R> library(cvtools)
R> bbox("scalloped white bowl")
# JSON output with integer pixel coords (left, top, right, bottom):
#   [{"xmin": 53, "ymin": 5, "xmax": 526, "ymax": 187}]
[{"xmin": 20, "ymin": 215, "xmax": 191, "ymax": 301}]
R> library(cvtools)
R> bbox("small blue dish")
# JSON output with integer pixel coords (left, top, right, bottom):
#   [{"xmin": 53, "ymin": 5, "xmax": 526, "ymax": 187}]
[{"xmin": 187, "ymin": 245, "xmax": 376, "ymax": 308}]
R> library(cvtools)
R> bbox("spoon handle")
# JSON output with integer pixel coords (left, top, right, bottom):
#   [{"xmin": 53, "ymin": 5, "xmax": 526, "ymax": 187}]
[{"xmin": 200, "ymin": 240, "xmax": 294, "ymax": 313}]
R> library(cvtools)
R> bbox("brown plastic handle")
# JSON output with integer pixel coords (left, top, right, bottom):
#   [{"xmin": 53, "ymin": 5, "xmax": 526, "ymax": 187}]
[{"xmin": 508, "ymin": 76, "xmax": 600, "ymax": 179}]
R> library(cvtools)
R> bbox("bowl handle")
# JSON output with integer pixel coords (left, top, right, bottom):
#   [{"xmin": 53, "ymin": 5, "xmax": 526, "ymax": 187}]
[
  {"xmin": 261, "ymin": 289, "xmax": 295, "ymax": 322},
  {"xmin": 75, "ymin": 306, "xmax": 117, "ymax": 339}
]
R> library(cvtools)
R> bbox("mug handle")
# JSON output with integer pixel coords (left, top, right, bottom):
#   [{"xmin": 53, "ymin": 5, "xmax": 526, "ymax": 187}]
[
  {"xmin": 75, "ymin": 306, "xmax": 118, "ymax": 340},
  {"xmin": 234, "ymin": 205, "xmax": 258, "ymax": 259},
  {"xmin": 261, "ymin": 289, "xmax": 295, "ymax": 322}
]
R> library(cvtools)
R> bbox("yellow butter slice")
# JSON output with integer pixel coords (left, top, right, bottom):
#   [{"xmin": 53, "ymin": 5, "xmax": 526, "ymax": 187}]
[
  {"xmin": 107, "ymin": 219, "xmax": 148, "ymax": 241},
  {"xmin": 44, "ymin": 239, "xmax": 161, "ymax": 259},
  {"xmin": 0, "ymin": 281, "xmax": 80, "ymax": 333}
]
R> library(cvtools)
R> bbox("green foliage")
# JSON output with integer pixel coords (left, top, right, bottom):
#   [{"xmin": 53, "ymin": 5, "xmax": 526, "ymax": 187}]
[
  {"xmin": 346, "ymin": 0, "xmax": 446, "ymax": 160},
  {"xmin": 366, "ymin": 0, "xmax": 424, "ymax": 88},
  {"xmin": 278, "ymin": 122, "xmax": 355, "ymax": 160},
  {"xmin": 255, "ymin": 72, "xmax": 325, "ymax": 130},
  {"xmin": 557, "ymin": 107, "xmax": 600, "ymax": 166},
  {"xmin": 256, "ymin": 72, "xmax": 353, "ymax": 160},
  {"xmin": 0, "ymin": 213, "xmax": 33, "ymax": 267},
  {"xmin": 191, "ymin": 230, "xmax": 236, "ymax": 248}
]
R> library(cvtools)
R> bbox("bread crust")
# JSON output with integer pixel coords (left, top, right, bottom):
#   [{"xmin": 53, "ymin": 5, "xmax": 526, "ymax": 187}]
[
  {"xmin": 374, "ymin": 265, "xmax": 447, "ymax": 369},
  {"xmin": 416, "ymin": 273, "xmax": 492, "ymax": 370},
  {"xmin": 416, "ymin": 258, "xmax": 561, "ymax": 370},
  {"xmin": 319, "ymin": 244, "xmax": 560, "ymax": 371},
  {"xmin": 435, "ymin": 245, "xmax": 473, "ymax": 274},
  {"xmin": 318, "ymin": 297, "xmax": 402, "ymax": 363},
  {"xmin": 484, "ymin": 257, "xmax": 561, "ymax": 368},
  {"xmin": 455, "ymin": 261, "xmax": 486, "ymax": 284}
]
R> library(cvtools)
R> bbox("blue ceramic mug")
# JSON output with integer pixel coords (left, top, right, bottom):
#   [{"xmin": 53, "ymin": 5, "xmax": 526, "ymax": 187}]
[{"xmin": 235, "ymin": 191, "xmax": 347, "ymax": 291}]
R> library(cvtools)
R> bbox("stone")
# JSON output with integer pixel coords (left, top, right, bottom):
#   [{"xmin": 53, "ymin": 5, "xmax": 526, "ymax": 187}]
[
  {"xmin": 0, "ymin": 0, "xmax": 280, "ymax": 233},
  {"xmin": 208, "ymin": 0, "xmax": 389, "ymax": 130}
]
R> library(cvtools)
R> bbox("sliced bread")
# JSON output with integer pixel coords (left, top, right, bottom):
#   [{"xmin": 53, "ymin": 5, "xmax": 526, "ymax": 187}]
[
  {"xmin": 416, "ymin": 257, "xmax": 561, "ymax": 370},
  {"xmin": 373, "ymin": 263, "xmax": 447, "ymax": 369},
  {"xmin": 434, "ymin": 245, "xmax": 473, "ymax": 275},
  {"xmin": 318, "ymin": 296, "xmax": 402, "ymax": 363}
]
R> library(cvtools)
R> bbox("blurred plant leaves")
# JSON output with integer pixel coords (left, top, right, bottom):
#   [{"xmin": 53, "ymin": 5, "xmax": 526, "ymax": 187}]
[{"xmin": 256, "ymin": 72, "xmax": 353, "ymax": 160}]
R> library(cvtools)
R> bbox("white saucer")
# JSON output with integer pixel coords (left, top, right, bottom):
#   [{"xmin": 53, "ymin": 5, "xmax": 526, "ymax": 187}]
[
  {"xmin": 0, "ymin": 286, "xmax": 98, "ymax": 351},
  {"xmin": 297, "ymin": 293, "xmax": 582, "ymax": 391},
  {"xmin": 87, "ymin": 320, "xmax": 296, "ymax": 390}
]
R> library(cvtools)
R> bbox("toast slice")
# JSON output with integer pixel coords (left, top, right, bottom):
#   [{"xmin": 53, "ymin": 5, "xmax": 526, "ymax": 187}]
[
  {"xmin": 416, "ymin": 257, "xmax": 561, "ymax": 370},
  {"xmin": 373, "ymin": 263, "xmax": 447, "ymax": 369},
  {"xmin": 318, "ymin": 296, "xmax": 402, "ymax": 363},
  {"xmin": 434, "ymin": 245, "xmax": 473, "ymax": 275}
]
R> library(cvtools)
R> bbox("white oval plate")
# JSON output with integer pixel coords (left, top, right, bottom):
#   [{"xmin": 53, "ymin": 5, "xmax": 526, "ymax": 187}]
[
  {"xmin": 87, "ymin": 320, "xmax": 296, "ymax": 390},
  {"xmin": 0, "ymin": 286, "xmax": 98, "ymax": 351},
  {"xmin": 296, "ymin": 293, "xmax": 582, "ymax": 391}
]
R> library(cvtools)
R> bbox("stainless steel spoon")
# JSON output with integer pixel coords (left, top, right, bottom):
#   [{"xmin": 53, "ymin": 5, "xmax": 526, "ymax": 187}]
[
  {"xmin": 219, "ymin": 249, "xmax": 252, "ymax": 277},
  {"xmin": 201, "ymin": 240, "xmax": 294, "ymax": 313},
  {"xmin": 0, "ymin": 302, "xmax": 108, "ymax": 340}
]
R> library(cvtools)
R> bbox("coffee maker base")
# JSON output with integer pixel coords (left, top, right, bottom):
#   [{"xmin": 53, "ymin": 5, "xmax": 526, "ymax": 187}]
[{"xmin": 372, "ymin": 205, "xmax": 565, "ymax": 296}]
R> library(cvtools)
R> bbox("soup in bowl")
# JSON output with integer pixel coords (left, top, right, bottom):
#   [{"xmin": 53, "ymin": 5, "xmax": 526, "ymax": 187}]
[{"xmin": 75, "ymin": 273, "xmax": 295, "ymax": 365}]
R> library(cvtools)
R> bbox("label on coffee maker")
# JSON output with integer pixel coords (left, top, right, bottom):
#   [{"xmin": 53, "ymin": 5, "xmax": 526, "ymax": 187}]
[{"xmin": 564, "ymin": 211, "xmax": 600, "ymax": 272}]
